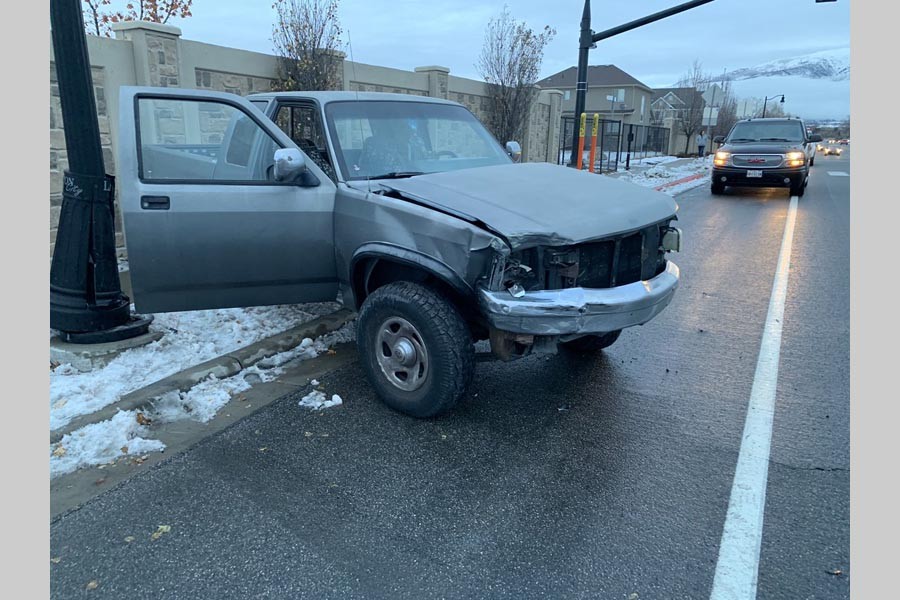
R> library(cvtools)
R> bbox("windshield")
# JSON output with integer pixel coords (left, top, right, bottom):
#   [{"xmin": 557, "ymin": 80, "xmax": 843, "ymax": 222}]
[
  {"xmin": 325, "ymin": 101, "xmax": 511, "ymax": 180},
  {"xmin": 727, "ymin": 121, "xmax": 805, "ymax": 143}
]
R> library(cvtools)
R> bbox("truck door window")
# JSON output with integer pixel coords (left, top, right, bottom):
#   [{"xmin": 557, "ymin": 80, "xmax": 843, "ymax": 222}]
[
  {"xmin": 274, "ymin": 103, "xmax": 337, "ymax": 182},
  {"xmin": 136, "ymin": 97, "xmax": 279, "ymax": 183}
]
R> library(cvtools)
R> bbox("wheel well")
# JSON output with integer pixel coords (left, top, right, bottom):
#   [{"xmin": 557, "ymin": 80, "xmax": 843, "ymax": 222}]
[{"xmin": 352, "ymin": 257, "xmax": 482, "ymax": 333}]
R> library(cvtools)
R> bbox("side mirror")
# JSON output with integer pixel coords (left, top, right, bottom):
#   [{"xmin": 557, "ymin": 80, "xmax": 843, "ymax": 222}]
[
  {"xmin": 505, "ymin": 141, "xmax": 522, "ymax": 162},
  {"xmin": 274, "ymin": 148, "xmax": 307, "ymax": 182},
  {"xmin": 807, "ymin": 134, "xmax": 823, "ymax": 143},
  {"xmin": 713, "ymin": 135, "xmax": 725, "ymax": 144}
]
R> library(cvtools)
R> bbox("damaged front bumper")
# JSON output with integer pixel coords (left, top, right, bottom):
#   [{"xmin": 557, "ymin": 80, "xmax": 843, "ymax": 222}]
[{"xmin": 477, "ymin": 261, "xmax": 680, "ymax": 335}]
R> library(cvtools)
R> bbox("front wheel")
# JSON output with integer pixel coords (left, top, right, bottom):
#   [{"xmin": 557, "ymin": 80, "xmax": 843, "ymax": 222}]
[
  {"xmin": 711, "ymin": 182, "xmax": 725, "ymax": 195},
  {"xmin": 357, "ymin": 281, "xmax": 475, "ymax": 418},
  {"xmin": 560, "ymin": 330, "xmax": 622, "ymax": 353},
  {"xmin": 809, "ymin": 156, "xmax": 815, "ymax": 167},
  {"xmin": 790, "ymin": 178, "xmax": 807, "ymax": 197}
]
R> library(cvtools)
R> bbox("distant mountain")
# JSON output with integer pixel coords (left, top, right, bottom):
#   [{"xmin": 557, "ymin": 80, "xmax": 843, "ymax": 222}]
[
  {"xmin": 724, "ymin": 48, "xmax": 849, "ymax": 82},
  {"xmin": 691, "ymin": 48, "xmax": 851, "ymax": 121}
]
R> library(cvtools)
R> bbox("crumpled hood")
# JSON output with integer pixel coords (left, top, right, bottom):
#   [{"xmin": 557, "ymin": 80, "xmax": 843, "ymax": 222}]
[{"xmin": 372, "ymin": 162, "xmax": 678, "ymax": 249}]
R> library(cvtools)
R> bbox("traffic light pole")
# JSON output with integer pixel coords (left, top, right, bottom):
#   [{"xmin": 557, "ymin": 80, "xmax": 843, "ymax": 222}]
[
  {"xmin": 569, "ymin": 0, "xmax": 717, "ymax": 166},
  {"xmin": 49, "ymin": 0, "xmax": 151, "ymax": 343}
]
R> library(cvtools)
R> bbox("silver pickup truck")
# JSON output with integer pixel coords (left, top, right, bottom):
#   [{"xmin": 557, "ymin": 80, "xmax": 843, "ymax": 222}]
[{"xmin": 118, "ymin": 87, "xmax": 682, "ymax": 417}]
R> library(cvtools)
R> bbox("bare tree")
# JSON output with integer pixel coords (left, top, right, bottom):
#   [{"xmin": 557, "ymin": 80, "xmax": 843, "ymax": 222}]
[
  {"xmin": 713, "ymin": 79, "xmax": 739, "ymax": 139},
  {"xmin": 674, "ymin": 60, "xmax": 708, "ymax": 155},
  {"xmin": 477, "ymin": 6, "xmax": 555, "ymax": 145},
  {"xmin": 272, "ymin": 0, "xmax": 343, "ymax": 91},
  {"xmin": 755, "ymin": 100, "xmax": 787, "ymax": 118}
]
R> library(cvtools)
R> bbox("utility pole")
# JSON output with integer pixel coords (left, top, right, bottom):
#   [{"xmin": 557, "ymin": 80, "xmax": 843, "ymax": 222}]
[
  {"xmin": 569, "ymin": 0, "xmax": 717, "ymax": 165},
  {"xmin": 49, "ymin": 0, "xmax": 151, "ymax": 343}
]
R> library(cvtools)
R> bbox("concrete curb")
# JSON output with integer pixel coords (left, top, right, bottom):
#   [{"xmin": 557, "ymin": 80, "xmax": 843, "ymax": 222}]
[
  {"xmin": 50, "ymin": 308, "xmax": 356, "ymax": 444},
  {"xmin": 654, "ymin": 172, "xmax": 706, "ymax": 191}
]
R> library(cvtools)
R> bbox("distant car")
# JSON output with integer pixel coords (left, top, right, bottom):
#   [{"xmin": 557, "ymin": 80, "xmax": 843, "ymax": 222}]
[
  {"xmin": 823, "ymin": 146, "xmax": 843, "ymax": 156},
  {"xmin": 838, "ymin": 139, "xmax": 849, "ymax": 145},
  {"xmin": 710, "ymin": 117, "xmax": 821, "ymax": 197},
  {"xmin": 817, "ymin": 143, "xmax": 825, "ymax": 152}
]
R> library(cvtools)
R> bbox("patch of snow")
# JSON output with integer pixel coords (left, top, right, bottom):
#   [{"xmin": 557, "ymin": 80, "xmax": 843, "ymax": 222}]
[
  {"xmin": 50, "ymin": 411, "xmax": 165, "ymax": 478},
  {"xmin": 298, "ymin": 390, "xmax": 343, "ymax": 411},
  {"xmin": 613, "ymin": 156, "xmax": 711, "ymax": 195},
  {"xmin": 50, "ymin": 320, "xmax": 356, "ymax": 478},
  {"xmin": 148, "ymin": 321, "xmax": 355, "ymax": 423},
  {"xmin": 50, "ymin": 302, "xmax": 341, "ymax": 431},
  {"xmin": 637, "ymin": 155, "xmax": 681, "ymax": 166}
]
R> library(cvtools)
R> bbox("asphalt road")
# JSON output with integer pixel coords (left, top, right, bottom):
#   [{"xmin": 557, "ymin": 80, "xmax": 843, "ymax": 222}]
[{"xmin": 50, "ymin": 151, "xmax": 850, "ymax": 599}]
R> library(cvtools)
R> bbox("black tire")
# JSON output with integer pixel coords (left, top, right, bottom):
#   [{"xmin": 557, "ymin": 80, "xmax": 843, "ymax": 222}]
[
  {"xmin": 560, "ymin": 330, "xmax": 622, "ymax": 353},
  {"xmin": 809, "ymin": 156, "xmax": 815, "ymax": 167},
  {"xmin": 790, "ymin": 178, "xmax": 806, "ymax": 197},
  {"xmin": 357, "ymin": 281, "xmax": 474, "ymax": 418},
  {"xmin": 711, "ymin": 182, "xmax": 725, "ymax": 195}
]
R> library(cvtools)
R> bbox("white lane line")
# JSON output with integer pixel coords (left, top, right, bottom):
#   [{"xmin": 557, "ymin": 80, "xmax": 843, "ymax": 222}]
[
  {"xmin": 709, "ymin": 196, "xmax": 798, "ymax": 600},
  {"xmin": 827, "ymin": 171, "xmax": 849, "ymax": 177}
]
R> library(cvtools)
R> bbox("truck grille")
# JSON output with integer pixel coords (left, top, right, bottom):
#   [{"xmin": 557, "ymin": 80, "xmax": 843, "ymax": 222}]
[{"xmin": 522, "ymin": 224, "xmax": 665, "ymax": 291}]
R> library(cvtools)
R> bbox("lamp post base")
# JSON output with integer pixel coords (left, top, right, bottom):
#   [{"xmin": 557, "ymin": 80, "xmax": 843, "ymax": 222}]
[{"xmin": 56, "ymin": 314, "xmax": 154, "ymax": 345}]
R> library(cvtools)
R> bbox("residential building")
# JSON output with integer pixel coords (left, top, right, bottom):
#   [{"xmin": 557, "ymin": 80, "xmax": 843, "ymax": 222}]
[
  {"xmin": 537, "ymin": 65, "xmax": 655, "ymax": 127},
  {"xmin": 537, "ymin": 64, "xmax": 669, "ymax": 166},
  {"xmin": 651, "ymin": 87, "xmax": 708, "ymax": 155}
]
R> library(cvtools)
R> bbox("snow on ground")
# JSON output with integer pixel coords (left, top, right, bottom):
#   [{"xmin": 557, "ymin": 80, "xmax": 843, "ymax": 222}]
[
  {"xmin": 50, "ymin": 319, "xmax": 356, "ymax": 478},
  {"xmin": 149, "ymin": 321, "xmax": 355, "ymax": 424},
  {"xmin": 298, "ymin": 390, "xmax": 343, "ymax": 411},
  {"xmin": 50, "ymin": 302, "xmax": 341, "ymax": 432},
  {"xmin": 629, "ymin": 155, "xmax": 681, "ymax": 167},
  {"xmin": 49, "ymin": 410, "xmax": 165, "ymax": 478},
  {"xmin": 613, "ymin": 156, "xmax": 712, "ymax": 196}
]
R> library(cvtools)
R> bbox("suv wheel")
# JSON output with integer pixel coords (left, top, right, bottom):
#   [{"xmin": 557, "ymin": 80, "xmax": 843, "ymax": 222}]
[
  {"xmin": 357, "ymin": 281, "xmax": 474, "ymax": 418},
  {"xmin": 711, "ymin": 182, "xmax": 725, "ymax": 195},
  {"xmin": 790, "ymin": 178, "xmax": 807, "ymax": 198},
  {"xmin": 560, "ymin": 330, "xmax": 622, "ymax": 353},
  {"xmin": 809, "ymin": 155, "xmax": 815, "ymax": 167}
]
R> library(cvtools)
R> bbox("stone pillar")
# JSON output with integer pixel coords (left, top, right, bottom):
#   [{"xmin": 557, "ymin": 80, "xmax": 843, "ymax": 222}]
[
  {"xmin": 544, "ymin": 90, "xmax": 564, "ymax": 163},
  {"xmin": 414, "ymin": 66, "xmax": 450, "ymax": 99},
  {"xmin": 112, "ymin": 21, "xmax": 183, "ymax": 88}
]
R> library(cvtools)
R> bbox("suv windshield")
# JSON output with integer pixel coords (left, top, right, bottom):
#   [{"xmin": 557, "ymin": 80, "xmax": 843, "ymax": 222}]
[
  {"xmin": 727, "ymin": 120, "xmax": 805, "ymax": 143},
  {"xmin": 325, "ymin": 101, "xmax": 511, "ymax": 180}
]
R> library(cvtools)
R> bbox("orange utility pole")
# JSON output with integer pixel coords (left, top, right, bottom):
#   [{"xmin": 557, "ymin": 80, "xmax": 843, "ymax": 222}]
[
  {"xmin": 576, "ymin": 112, "xmax": 587, "ymax": 170},
  {"xmin": 588, "ymin": 113, "xmax": 600, "ymax": 172}
]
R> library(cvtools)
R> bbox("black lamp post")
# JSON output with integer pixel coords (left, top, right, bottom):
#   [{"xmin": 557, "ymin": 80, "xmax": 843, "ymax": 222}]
[
  {"xmin": 761, "ymin": 94, "xmax": 785, "ymax": 118},
  {"xmin": 49, "ymin": 0, "xmax": 151, "ymax": 343}
]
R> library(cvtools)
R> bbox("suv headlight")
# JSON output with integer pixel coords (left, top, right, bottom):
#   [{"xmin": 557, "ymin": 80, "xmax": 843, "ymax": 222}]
[
  {"xmin": 785, "ymin": 151, "xmax": 806, "ymax": 167},
  {"xmin": 714, "ymin": 151, "xmax": 731, "ymax": 167}
]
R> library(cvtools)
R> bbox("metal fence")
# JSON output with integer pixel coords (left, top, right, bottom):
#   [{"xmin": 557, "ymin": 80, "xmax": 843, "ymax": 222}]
[
  {"xmin": 557, "ymin": 115, "xmax": 622, "ymax": 172},
  {"xmin": 625, "ymin": 124, "xmax": 670, "ymax": 163},
  {"xmin": 558, "ymin": 118, "xmax": 671, "ymax": 172}
]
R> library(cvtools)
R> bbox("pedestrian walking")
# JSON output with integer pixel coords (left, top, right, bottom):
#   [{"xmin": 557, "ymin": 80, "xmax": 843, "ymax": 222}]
[{"xmin": 696, "ymin": 130, "xmax": 709, "ymax": 158}]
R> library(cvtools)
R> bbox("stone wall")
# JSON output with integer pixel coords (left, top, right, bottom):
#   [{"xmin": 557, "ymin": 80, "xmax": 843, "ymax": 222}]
[{"xmin": 49, "ymin": 21, "xmax": 563, "ymax": 258}]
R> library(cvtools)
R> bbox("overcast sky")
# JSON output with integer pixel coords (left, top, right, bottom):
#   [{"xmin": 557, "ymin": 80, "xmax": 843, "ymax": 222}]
[{"xmin": 176, "ymin": 0, "xmax": 850, "ymax": 88}]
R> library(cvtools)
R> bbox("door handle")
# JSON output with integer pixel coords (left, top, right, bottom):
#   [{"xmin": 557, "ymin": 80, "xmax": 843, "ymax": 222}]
[{"xmin": 141, "ymin": 196, "xmax": 170, "ymax": 210}]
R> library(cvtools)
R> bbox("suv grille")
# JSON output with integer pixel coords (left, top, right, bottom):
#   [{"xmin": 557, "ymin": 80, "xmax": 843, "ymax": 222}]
[{"xmin": 732, "ymin": 154, "xmax": 783, "ymax": 168}]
